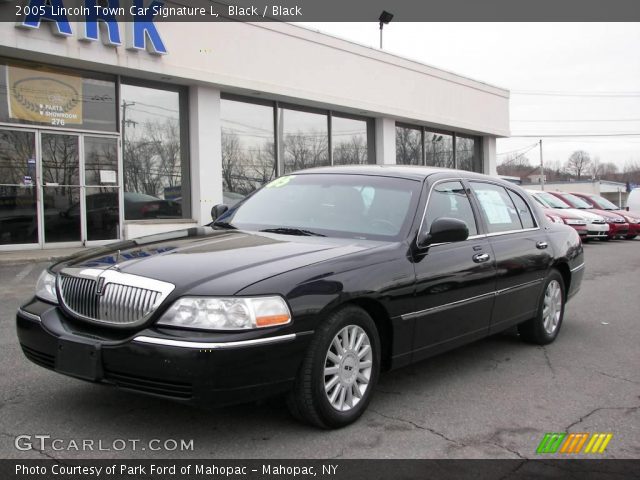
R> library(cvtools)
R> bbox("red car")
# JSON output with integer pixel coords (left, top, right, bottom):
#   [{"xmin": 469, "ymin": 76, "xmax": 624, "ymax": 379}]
[
  {"xmin": 571, "ymin": 192, "xmax": 640, "ymax": 240},
  {"xmin": 540, "ymin": 207, "xmax": 588, "ymax": 239},
  {"xmin": 547, "ymin": 191, "xmax": 629, "ymax": 240}
]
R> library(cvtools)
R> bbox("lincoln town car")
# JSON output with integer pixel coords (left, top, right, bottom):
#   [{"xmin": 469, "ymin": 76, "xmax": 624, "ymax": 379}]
[{"xmin": 17, "ymin": 166, "xmax": 584, "ymax": 428}]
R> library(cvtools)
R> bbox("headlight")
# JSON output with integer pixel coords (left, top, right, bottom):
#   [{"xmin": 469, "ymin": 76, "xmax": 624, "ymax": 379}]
[
  {"xmin": 564, "ymin": 219, "xmax": 586, "ymax": 226},
  {"xmin": 35, "ymin": 270, "xmax": 58, "ymax": 304},
  {"xmin": 157, "ymin": 296, "xmax": 291, "ymax": 330},
  {"xmin": 604, "ymin": 217, "xmax": 617, "ymax": 222},
  {"xmin": 546, "ymin": 214, "xmax": 563, "ymax": 224}
]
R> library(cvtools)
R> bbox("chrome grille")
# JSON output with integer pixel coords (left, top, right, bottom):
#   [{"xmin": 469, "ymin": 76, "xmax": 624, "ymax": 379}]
[{"xmin": 58, "ymin": 268, "xmax": 174, "ymax": 327}]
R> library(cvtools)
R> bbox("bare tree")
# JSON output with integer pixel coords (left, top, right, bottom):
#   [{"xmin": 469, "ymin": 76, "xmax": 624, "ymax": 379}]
[
  {"xmin": 591, "ymin": 161, "xmax": 618, "ymax": 180},
  {"xmin": 565, "ymin": 150, "xmax": 592, "ymax": 180},
  {"xmin": 395, "ymin": 128, "xmax": 421, "ymax": 165}
]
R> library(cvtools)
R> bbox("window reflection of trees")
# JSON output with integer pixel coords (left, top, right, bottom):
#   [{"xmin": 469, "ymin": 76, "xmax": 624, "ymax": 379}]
[
  {"xmin": 123, "ymin": 118, "xmax": 181, "ymax": 198},
  {"xmin": 396, "ymin": 126, "xmax": 422, "ymax": 165},
  {"xmin": 0, "ymin": 130, "xmax": 35, "ymax": 184}
]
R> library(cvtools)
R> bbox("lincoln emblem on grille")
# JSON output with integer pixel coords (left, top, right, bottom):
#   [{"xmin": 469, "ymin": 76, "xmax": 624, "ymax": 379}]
[{"xmin": 95, "ymin": 276, "xmax": 106, "ymax": 296}]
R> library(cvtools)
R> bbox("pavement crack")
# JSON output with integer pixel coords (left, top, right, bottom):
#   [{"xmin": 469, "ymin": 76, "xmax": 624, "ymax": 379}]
[
  {"xmin": 369, "ymin": 409, "xmax": 463, "ymax": 447},
  {"xmin": 539, "ymin": 346, "xmax": 556, "ymax": 377},
  {"xmin": 565, "ymin": 404, "xmax": 640, "ymax": 431},
  {"xmin": 488, "ymin": 441, "xmax": 527, "ymax": 460},
  {"xmin": 595, "ymin": 370, "xmax": 640, "ymax": 386}
]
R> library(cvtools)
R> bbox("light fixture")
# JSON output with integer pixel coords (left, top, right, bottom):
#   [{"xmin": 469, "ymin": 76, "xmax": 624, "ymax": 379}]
[{"xmin": 378, "ymin": 11, "xmax": 394, "ymax": 49}]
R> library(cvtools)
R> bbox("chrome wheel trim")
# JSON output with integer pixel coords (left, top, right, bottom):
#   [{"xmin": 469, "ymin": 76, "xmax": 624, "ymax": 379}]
[
  {"xmin": 323, "ymin": 325, "xmax": 373, "ymax": 412},
  {"xmin": 542, "ymin": 280, "xmax": 562, "ymax": 335}
]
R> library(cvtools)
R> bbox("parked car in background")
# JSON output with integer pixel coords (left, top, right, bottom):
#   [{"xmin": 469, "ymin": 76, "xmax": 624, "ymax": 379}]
[
  {"xmin": 526, "ymin": 190, "xmax": 608, "ymax": 241},
  {"xmin": 570, "ymin": 192, "xmax": 640, "ymax": 240},
  {"xmin": 547, "ymin": 191, "xmax": 628, "ymax": 240},
  {"xmin": 124, "ymin": 192, "xmax": 182, "ymax": 220},
  {"xmin": 17, "ymin": 166, "xmax": 584, "ymax": 428}
]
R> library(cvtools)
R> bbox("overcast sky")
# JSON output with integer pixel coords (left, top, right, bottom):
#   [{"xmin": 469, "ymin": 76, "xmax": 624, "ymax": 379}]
[{"xmin": 300, "ymin": 22, "xmax": 640, "ymax": 171}]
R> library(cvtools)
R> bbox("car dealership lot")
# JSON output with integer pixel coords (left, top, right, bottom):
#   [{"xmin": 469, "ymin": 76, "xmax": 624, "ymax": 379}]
[{"xmin": 1, "ymin": 240, "xmax": 638, "ymax": 460}]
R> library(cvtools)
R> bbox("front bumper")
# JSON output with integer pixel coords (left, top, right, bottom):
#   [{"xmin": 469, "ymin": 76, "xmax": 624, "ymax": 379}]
[
  {"xmin": 586, "ymin": 222, "xmax": 609, "ymax": 238},
  {"xmin": 626, "ymin": 222, "xmax": 640, "ymax": 237},
  {"xmin": 607, "ymin": 222, "xmax": 630, "ymax": 239},
  {"xmin": 16, "ymin": 300, "xmax": 312, "ymax": 406}
]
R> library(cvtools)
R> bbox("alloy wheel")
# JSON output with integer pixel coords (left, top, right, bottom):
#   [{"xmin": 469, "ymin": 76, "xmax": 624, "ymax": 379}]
[
  {"xmin": 542, "ymin": 279, "xmax": 562, "ymax": 335},
  {"xmin": 323, "ymin": 325, "xmax": 373, "ymax": 412}
]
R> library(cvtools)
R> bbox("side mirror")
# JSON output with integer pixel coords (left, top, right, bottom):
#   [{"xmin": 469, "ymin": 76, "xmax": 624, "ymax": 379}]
[
  {"xmin": 211, "ymin": 204, "xmax": 229, "ymax": 222},
  {"xmin": 418, "ymin": 217, "xmax": 469, "ymax": 248}
]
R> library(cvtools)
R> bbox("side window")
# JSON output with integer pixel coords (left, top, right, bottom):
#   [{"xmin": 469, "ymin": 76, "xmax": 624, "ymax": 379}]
[
  {"xmin": 424, "ymin": 181, "xmax": 478, "ymax": 236},
  {"xmin": 507, "ymin": 190, "xmax": 536, "ymax": 229},
  {"xmin": 470, "ymin": 182, "xmax": 522, "ymax": 233}
]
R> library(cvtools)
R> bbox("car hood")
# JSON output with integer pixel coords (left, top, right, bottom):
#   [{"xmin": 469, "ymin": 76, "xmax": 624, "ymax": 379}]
[
  {"xmin": 53, "ymin": 227, "xmax": 385, "ymax": 296},
  {"xmin": 585, "ymin": 208, "xmax": 626, "ymax": 221},
  {"xmin": 564, "ymin": 209, "xmax": 603, "ymax": 221},
  {"xmin": 612, "ymin": 209, "xmax": 640, "ymax": 221}
]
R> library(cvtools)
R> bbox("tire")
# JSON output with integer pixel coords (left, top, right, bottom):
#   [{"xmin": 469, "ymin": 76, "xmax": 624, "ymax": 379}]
[
  {"xmin": 625, "ymin": 235, "xmax": 637, "ymax": 240},
  {"xmin": 287, "ymin": 305, "xmax": 381, "ymax": 429},
  {"xmin": 518, "ymin": 270, "xmax": 565, "ymax": 345}
]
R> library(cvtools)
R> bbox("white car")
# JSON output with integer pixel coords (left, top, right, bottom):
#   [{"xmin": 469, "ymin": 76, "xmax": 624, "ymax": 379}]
[{"xmin": 526, "ymin": 190, "xmax": 609, "ymax": 241}]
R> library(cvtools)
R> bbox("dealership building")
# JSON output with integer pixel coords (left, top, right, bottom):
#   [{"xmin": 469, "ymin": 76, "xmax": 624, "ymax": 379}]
[{"xmin": 0, "ymin": 20, "xmax": 510, "ymax": 250}]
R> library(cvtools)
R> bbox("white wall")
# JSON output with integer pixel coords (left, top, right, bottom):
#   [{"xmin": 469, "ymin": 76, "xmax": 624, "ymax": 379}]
[{"xmin": 0, "ymin": 22, "xmax": 510, "ymax": 137}]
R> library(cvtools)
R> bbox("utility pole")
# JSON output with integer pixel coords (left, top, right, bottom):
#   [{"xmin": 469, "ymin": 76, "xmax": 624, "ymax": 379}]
[
  {"xmin": 120, "ymin": 101, "xmax": 137, "ymax": 180},
  {"xmin": 539, "ymin": 139, "xmax": 545, "ymax": 191}
]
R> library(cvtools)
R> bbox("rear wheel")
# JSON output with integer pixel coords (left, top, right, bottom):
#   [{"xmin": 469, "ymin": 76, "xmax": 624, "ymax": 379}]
[
  {"xmin": 518, "ymin": 270, "xmax": 565, "ymax": 345},
  {"xmin": 287, "ymin": 306, "xmax": 380, "ymax": 428}
]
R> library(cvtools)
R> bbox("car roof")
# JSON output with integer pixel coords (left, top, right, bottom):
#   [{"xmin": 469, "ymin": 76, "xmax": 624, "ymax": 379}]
[{"xmin": 289, "ymin": 165, "xmax": 493, "ymax": 182}]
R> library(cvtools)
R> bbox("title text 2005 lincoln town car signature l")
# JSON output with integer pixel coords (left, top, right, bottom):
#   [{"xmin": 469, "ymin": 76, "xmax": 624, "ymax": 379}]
[{"xmin": 17, "ymin": 166, "xmax": 584, "ymax": 428}]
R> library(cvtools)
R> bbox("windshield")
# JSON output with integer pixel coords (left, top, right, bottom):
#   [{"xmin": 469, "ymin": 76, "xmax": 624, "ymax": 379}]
[
  {"xmin": 556, "ymin": 193, "xmax": 592, "ymax": 209},
  {"xmin": 535, "ymin": 192, "xmax": 570, "ymax": 209},
  {"xmin": 588, "ymin": 195, "xmax": 619, "ymax": 210},
  {"xmin": 217, "ymin": 174, "xmax": 421, "ymax": 240}
]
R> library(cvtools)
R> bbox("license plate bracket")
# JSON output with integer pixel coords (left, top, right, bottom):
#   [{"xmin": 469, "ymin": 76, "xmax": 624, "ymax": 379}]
[{"xmin": 55, "ymin": 338, "xmax": 102, "ymax": 381}]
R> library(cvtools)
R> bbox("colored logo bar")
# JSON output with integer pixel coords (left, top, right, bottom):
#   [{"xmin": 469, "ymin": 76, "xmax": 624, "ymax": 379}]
[{"xmin": 536, "ymin": 432, "xmax": 613, "ymax": 454}]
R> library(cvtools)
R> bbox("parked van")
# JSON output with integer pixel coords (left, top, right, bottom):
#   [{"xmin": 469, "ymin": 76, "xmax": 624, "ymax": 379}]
[{"xmin": 627, "ymin": 188, "xmax": 640, "ymax": 212}]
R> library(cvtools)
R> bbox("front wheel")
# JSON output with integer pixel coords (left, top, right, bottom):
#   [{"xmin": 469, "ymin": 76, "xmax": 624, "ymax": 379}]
[
  {"xmin": 625, "ymin": 235, "xmax": 637, "ymax": 240},
  {"xmin": 518, "ymin": 270, "xmax": 565, "ymax": 345},
  {"xmin": 287, "ymin": 306, "xmax": 381, "ymax": 428}
]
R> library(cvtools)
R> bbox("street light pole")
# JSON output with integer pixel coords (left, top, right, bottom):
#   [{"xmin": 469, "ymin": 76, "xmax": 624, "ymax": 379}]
[{"xmin": 378, "ymin": 11, "xmax": 393, "ymax": 49}]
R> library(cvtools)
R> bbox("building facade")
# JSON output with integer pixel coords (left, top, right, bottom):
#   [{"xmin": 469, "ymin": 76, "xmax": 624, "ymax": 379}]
[{"xmin": 0, "ymin": 21, "xmax": 510, "ymax": 250}]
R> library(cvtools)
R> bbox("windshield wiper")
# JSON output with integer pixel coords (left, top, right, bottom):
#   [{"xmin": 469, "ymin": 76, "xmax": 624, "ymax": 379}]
[
  {"xmin": 212, "ymin": 221, "xmax": 237, "ymax": 230},
  {"xmin": 260, "ymin": 227, "xmax": 325, "ymax": 237}
]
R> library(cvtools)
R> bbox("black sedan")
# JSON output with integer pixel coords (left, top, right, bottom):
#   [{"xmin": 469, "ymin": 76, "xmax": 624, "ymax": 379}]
[{"xmin": 16, "ymin": 166, "xmax": 584, "ymax": 428}]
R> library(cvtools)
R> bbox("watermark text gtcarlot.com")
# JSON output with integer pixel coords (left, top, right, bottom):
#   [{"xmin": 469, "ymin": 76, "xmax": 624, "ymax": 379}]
[{"xmin": 15, "ymin": 435, "xmax": 194, "ymax": 452}]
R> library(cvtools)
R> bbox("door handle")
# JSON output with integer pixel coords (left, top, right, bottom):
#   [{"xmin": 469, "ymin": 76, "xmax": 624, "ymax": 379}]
[
  {"xmin": 472, "ymin": 253, "xmax": 490, "ymax": 263},
  {"xmin": 536, "ymin": 241, "xmax": 548, "ymax": 250}
]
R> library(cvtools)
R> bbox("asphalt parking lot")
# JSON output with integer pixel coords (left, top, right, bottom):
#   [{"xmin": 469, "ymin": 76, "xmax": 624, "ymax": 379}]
[{"xmin": 1, "ymin": 240, "xmax": 638, "ymax": 460}]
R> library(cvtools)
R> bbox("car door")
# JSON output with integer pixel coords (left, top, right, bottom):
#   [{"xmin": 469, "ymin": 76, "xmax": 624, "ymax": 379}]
[
  {"xmin": 410, "ymin": 179, "xmax": 497, "ymax": 362},
  {"xmin": 468, "ymin": 181, "xmax": 553, "ymax": 333}
]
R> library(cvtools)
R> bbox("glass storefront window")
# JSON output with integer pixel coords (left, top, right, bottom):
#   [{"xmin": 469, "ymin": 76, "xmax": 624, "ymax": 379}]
[
  {"xmin": 425, "ymin": 131, "xmax": 454, "ymax": 169},
  {"xmin": 121, "ymin": 83, "xmax": 188, "ymax": 220},
  {"xmin": 456, "ymin": 135, "xmax": 482, "ymax": 172},
  {"xmin": 0, "ymin": 62, "xmax": 116, "ymax": 132},
  {"xmin": 396, "ymin": 125, "xmax": 422, "ymax": 165},
  {"xmin": 396, "ymin": 123, "xmax": 482, "ymax": 172},
  {"xmin": 221, "ymin": 99, "xmax": 275, "ymax": 198},
  {"xmin": 332, "ymin": 115, "xmax": 372, "ymax": 165},
  {"xmin": 0, "ymin": 130, "xmax": 37, "ymax": 245},
  {"xmin": 280, "ymin": 107, "xmax": 329, "ymax": 174}
]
